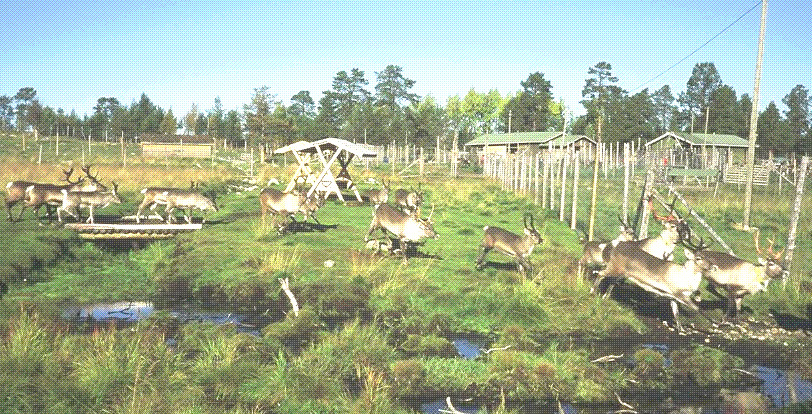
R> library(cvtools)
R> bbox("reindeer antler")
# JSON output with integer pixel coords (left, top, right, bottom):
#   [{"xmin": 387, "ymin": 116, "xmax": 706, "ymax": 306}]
[
  {"xmin": 682, "ymin": 234, "xmax": 708, "ymax": 252},
  {"xmin": 62, "ymin": 167, "xmax": 83, "ymax": 185},
  {"xmin": 81, "ymin": 165, "xmax": 94, "ymax": 178},
  {"xmin": 754, "ymin": 228, "xmax": 764, "ymax": 257},
  {"xmin": 766, "ymin": 235, "xmax": 785, "ymax": 259}
]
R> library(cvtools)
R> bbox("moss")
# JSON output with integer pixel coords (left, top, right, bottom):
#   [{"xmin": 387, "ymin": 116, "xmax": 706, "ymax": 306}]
[
  {"xmin": 669, "ymin": 345, "xmax": 743, "ymax": 388},
  {"xmin": 400, "ymin": 334, "xmax": 457, "ymax": 358},
  {"xmin": 632, "ymin": 348, "xmax": 667, "ymax": 380},
  {"xmin": 391, "ymin": 359, "xmax": 425, "ymax": 396},
  {"xmin": 261, "ymin": 307, "xmax": 324, "ymax": 347}
]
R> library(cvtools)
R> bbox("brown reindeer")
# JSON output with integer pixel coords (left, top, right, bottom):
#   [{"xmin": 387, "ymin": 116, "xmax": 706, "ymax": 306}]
[
  {"xmin": 23, "ymin": 168, "xmax": 96, "ymax": 224},
  {"xmin": 365, "ymin": 202, "xmax": 438, "ymax": 257},
  {"xmin": 5, "ymin": 168, "xmax": 76, "ymax": 221},
  {"xmin": 687, "ymin": 230, "xmax": 787, "ymax": 322},
  {"xmin": 594, "ymin": 237, "xmax": 711, "ymax": 332},
  {"xmin": 476, "ymin": 214, "xmax": 543, "ymax": 275}
]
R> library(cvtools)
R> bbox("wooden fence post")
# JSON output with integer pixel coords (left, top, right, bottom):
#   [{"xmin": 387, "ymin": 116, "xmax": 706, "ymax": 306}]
[
  {"xmin": 571, "ymin": 151, "xmax": 580, "ymax": 229},
  {"xmin": 560, "ymin": 150, "xmax": 569, "ymax": 221},
  {"xmin": 784, "ymin": 155, "xmax": 809, "ymax": 284},
  {"xmin": 637, "ymin": 170, "xmax": 654, "ymax": 239},
  {"xmin": 550, "ymin": 156, "xmax": 557, "ymax": 210},
  {"xmin": 622, "ymin": 143, "xmax": 630, "ymax": 223},
  {"xmin": 542, "ymin": 154, "xmax": 548, "ymax": 208},
  {"xmin": 534, "ymin": 153, "xmax": 540, "ymax": 204}
]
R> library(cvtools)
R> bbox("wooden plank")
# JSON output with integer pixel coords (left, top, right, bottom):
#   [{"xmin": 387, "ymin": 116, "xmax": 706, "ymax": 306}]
[{"xmin": 65, "ymin": 223, "xmax": 202, "ymax": 231}]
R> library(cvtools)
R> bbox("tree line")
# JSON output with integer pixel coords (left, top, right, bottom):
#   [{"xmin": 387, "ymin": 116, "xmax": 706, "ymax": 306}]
[{"xmin": 2, "ymin": 63, "xmax": 809, "ymax": 154}]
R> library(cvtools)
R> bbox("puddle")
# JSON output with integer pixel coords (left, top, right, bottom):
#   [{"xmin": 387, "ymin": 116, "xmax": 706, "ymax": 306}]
[
  {"xmin": 450, "ymin": 334, "xmax": 490, "ymax": 359},
  {"xmin": 171, "ymin": 310, "xmax": 261, "ymax": 336},
  {"xmin": 62, "ymin": 301, "xmax": 154, "ymax": 322},
  {"xmin": 420, "ymin": 399, "xmax": 480, "ymax": 414},
  {"xmin": 753, "ymin": 365, "xmax": 812, "ymax": 408},
  {"xmin": 62, "ymin": 301, "xmax": 263, "ymax": 336}
]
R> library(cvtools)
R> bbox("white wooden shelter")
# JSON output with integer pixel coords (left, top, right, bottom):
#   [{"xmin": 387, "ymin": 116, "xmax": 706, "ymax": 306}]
[{"xmin": 275, "ymin": 138, "xmax": 377, "ymax": 202}]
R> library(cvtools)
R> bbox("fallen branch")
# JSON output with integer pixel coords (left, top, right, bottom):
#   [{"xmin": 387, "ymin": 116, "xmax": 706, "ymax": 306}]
[
  {"xmin": 481, "ymin": 345, "xmax": 512, "ymax": 354},
  {"xmin": 615, "ymin": 392, "xmax": 635, "ymax": 411},
  {"xmin": 591, "ymin": 354, "xmax": 624, "ymax": 363},
  {"xmin": 279, "ymin": 278, "xmax": 299, "ymax": 317},
  {"xmin": 439, "ymin": 397, "xmax": 465, "ymax": 414}
]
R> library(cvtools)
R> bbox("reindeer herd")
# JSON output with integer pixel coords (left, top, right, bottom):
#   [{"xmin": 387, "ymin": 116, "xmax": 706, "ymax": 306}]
[
  {"xmin": 4, "ymin": 170, "xmax": 790, "ymax": 331},
  {"xmin": 5, "ymin": 167, "xmax": 218, "ymax": 225},
  {"xmin": 586, "ymin": 199, "xmax": 787, "ymax": 331}
]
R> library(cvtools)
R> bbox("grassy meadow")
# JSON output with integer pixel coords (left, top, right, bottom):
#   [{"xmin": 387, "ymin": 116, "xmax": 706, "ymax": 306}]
[{"xmin": 1, "ymin": 133, "xmax": 812, "ymax": 413}]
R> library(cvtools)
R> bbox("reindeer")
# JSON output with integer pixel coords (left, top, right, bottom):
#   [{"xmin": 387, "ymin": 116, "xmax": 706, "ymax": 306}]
[
  {"xmin": 23, "ymin": 168, "xmax": 97, "ymax": 224},
  {"xmin": 136, "ymin": 181, "xmax": 207, "ymax": 223},
  {"xmin": 476, "ymin": 214, "xmax": 543, "ymax": 275},
  {"xmin": 594, "ymin": 238, "xmax": 711, "ymax": 332},
  {"xmin": 162, "ymin": 190, "xmax": 218, "ymax": 224},
  {"xmin": 394, "ymin": 186, "xmax": 423, "ymax": 216},
  {"xmin": 6, "ymin": 168, "xmax": 80, "ymax": 221},
  {"xmin": 57, "ymin": 182, "xmax": 122, "ymax": 224},
  {"xmin": 260, "ymin": 187, "xmax": 307, "ymax": 232},
  {"xmin": 297, "ymin": 191, "xmax": 325, "ymax": 224},
  {"xmin": 605, "ymin": 198, "xmax": 689, "ymax": 263},
  {"xmin": 79, "ymin": 165, "xmax": 108, "ymax": 192},
  {"xmin": 365, "ymin": 202, "xmax": 438, "ymax": 257},
  {"xmin": 577, "ymin": 216, "xmax": 636, "ymax": 277},
  {"xmin": 136, "ymin": 187, "xmax": 182, "ymax": 223},
  {"xmin": 367, "ymin": 179, "xmax": 390, "ymax": 206},
  {"xmin": 6, "ymin": 179, "xmax": 44, "ymax": 221},
  {"xmin": 686, "ymin": 230, "xmax": 787, "ymax": 322}
]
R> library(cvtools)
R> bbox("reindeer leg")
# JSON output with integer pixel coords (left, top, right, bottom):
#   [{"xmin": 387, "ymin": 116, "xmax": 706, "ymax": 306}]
[
  {"xmin": 732, "ymin": 295, "xmax": 743, "ymax": 324},
  {"xmin": 591, "ymin": 270, "xmax": 606, "ymax": 294},
  {"xmin": 679, "ymin": 292, "xmax": 718, "ymax": 327},
  {"xmin": 364, "ymin": 223, "xmax": 378, "ymax": 242},
  {"xmin": 670, "ymin": 300, "xmax": 684, "ymax": 332},
  {"xmin": 518, "ymin": 256, "xmax": 533, "ymax": 276},
  {"xmin": 399, "ymin": 238, "xmax": 409, "ymax": 263},
  {"xmin": 7, "ymin": 201, "xmax": 18, "ymax": 221},
  {"xmin": 475, "ymin": 246, "xmax": 490, "ymax": 270},
  {"xmin": 136, "ymin": 201, "xmax": 152, "ymax": 223}
]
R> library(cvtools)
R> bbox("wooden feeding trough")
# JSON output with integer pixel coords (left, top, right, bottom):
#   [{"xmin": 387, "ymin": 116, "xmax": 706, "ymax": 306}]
[
  {"xmin": 64, "ymin": 223, "xmax": 202, "ymax": 240},
  {"xmin": 275, "ymin": 138, "xmax": 377, "ymax": 203}
]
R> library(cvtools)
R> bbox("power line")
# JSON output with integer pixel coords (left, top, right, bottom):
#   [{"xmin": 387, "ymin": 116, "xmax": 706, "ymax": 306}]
[{"xmin": 631, "ymin": 1, "xmax": 762, "ymax": 93}]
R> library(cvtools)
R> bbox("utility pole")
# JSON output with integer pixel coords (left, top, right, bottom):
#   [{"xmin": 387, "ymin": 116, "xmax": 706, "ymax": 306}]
[{"xmin": 743, "ymin": 0, "xmax": 768, "ymax": 229}]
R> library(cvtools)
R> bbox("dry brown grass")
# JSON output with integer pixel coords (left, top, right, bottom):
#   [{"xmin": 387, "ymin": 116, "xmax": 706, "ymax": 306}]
[{"xmin": 0, "ymin": 161, "xmax": 238, "ymax": 192}]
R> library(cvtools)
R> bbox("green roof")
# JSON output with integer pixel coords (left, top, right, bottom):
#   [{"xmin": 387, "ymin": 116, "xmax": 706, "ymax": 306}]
[
  {"xmin": 647, "ymin": 132, "xmax": 750, "ymax": 148},
  {"xmin": 465, "ymin": 131, "xmax": 594, "ymax": 147}
]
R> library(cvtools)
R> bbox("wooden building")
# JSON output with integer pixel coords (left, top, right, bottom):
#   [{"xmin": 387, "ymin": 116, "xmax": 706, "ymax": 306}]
[
  {"xmin": 644, "ymin": 132, "xmax": 751, "ymax": 168},
  {"xmin": 465, "ymin": 131, "xmax": 595, "ymax": 160},
  {"xmin": 139, "ymin": 134, "xmax": 214, "ymax": 158}
]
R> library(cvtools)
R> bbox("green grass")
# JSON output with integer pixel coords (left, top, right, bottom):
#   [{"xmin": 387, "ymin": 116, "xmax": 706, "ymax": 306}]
[{"xmin": 1, "ymin": 133, "xmax": 811, "ymax": 412}]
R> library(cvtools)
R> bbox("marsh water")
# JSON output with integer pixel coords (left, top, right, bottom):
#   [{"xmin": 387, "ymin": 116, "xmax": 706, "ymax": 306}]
[
  {"xmin": 62, "ymin": 301, "xmax": 812, "ymax": 413},
  {"xmin": 61, "ymin": 301, "xmax": 265, "ymax": 336}
]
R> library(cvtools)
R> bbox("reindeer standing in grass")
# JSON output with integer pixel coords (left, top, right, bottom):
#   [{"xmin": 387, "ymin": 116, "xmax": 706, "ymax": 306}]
[{"xmin": 476, "ymin": 213, "xmax": 543, "ymax": 275}]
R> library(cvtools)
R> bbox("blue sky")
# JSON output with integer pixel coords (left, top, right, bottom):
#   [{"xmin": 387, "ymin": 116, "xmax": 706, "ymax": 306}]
[{"xmin": 1, "ymin": 0, "xmax": 809, "ymax": 119}]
